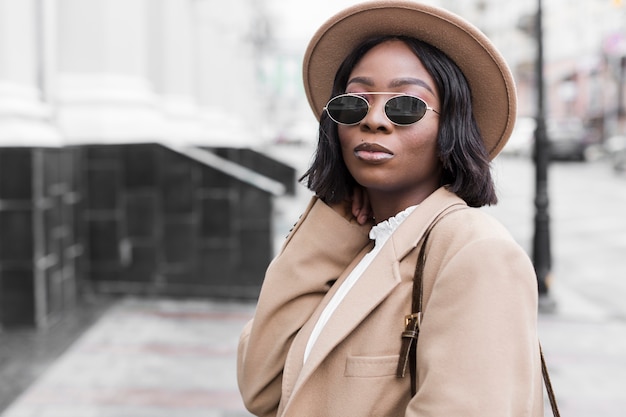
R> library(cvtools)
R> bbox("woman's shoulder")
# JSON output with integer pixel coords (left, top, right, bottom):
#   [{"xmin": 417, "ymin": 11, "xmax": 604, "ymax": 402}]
[
  {"xmin": 425, "ymin": 207, "xmax": 534, "ymax": 279},
  {"xmin": 433, "ymin": 205, "xmax": 517, "ymax": 245}
]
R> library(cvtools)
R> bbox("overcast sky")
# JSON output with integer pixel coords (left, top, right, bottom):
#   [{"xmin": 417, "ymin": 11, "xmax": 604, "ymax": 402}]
[
  {"xmin": 267, "ymin": 1, "xmax": 368, "ymax": 49},
  {"xmin": 265, "ymin": 0, "xmax": 448, "ymax": 53}
]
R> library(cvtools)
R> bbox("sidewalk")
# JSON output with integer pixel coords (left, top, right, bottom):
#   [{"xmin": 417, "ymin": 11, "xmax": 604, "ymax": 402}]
[
  {"xmin": 539, "ymin": 284, "xmax": 626, "ymax": 416},
  {"xmin": 1, "ymin": 297, "xmax": 257, "ymax": 417}
]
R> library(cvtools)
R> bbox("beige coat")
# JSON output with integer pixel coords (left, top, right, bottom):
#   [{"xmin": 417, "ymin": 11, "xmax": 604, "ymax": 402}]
[{"xmin": 237, "ymin": 187, "xmax": 544, "ymax": 417}]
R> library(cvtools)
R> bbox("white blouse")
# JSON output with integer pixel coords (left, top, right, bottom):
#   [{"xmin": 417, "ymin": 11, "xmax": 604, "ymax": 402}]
[{"xmin": 303, "ymin": 205, "xmax": 417, "ymax": 364}]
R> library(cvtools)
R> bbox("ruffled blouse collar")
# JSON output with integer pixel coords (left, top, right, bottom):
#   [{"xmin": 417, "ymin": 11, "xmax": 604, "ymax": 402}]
[{"xmin": 369, "ymin": 205, "xmax": 417, "ymax": 247}]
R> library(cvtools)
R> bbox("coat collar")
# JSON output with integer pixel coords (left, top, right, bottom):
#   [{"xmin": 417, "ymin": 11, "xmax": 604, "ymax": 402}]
[
  {"xmin": 391, "ymin": 187, "xmax": 467, "ymax": 262},
  {"xmin": 279, "ymin": 187, "xmax": 467, "ymax": 415}
]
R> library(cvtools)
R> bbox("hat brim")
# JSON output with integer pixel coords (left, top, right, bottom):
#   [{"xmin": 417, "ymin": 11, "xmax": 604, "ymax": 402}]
[{"xmin": 302, "ymin": 0, "xmax": 517, "ymax": 159}]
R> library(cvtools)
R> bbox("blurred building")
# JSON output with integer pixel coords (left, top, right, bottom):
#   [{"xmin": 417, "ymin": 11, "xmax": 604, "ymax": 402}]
[
  {"xmin": 542, "ymin": 0, "xmax": 626, "ymax": 139},
  {"xmin": 446, "ymin": 0, "xmax": 625, "ymax": 140},
  {"xmin": 0, "ymin": 0, "xmax": 296, "ymax": 330},
  {"xmin": 0, "ymin": 0, "xmax": 277, "ymax": 147}
]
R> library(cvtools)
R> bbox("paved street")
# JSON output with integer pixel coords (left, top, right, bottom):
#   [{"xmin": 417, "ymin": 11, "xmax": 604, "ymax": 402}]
[
  {"xmin": 2, "ymin": 147, "xmax": 626, "ymax": 416},
  {"xmin": 1, "ymin": 298, "xmax": 256, "ymax": 417}
]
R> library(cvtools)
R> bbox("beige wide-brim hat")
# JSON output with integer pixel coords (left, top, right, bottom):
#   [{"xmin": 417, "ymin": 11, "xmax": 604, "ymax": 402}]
[{"xmin": 302, "ymin": 0, "xmax": 517, "ymax": 159}]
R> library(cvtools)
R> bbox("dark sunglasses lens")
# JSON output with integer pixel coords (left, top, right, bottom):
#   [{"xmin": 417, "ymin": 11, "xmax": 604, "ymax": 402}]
[
  {"xmin": 385, "ymin": 96, "xmax": 427, "ymax": 125},
  {"xmin": 326, "ymin": 95, "xmax": 368, "ymax": 125}
]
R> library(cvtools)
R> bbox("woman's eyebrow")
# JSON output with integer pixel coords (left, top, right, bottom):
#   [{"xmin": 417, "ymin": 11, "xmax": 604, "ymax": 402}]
[
  {"xmin": 346, "ymin": 76, "xmax": 375, "ymax": 87},
  {"xmin": 388, "ymin": 78, "xmax": 436, "ymax": 95}
]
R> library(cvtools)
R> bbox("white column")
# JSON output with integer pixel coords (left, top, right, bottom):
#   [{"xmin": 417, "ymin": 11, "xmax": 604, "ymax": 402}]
[
  {"xmin": 0, "ymin": 0, "xmax": 61, "ymax": 146},
  {"xmin": 147, "ymin": 0, "xmax": 205, "ymax": 145},
  {"xmin": 55, "ymin": 0, "xmax": 163, "ymax": 143},
  {"xmin": 193, "ymin": 0, "xmax": 265, "ymax": 146}
]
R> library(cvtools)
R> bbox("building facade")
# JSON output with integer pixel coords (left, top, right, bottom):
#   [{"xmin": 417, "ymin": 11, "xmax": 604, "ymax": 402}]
[
  {"xmin": 0, "ymin": 0, "xmax": 276, "ymax": 148},
  {"xmin": 0, "ymin": 0, "xmax": 293, "ymax": 330}
]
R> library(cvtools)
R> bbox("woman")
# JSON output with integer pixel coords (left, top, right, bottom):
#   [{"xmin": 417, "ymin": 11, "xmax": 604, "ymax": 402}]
[{"xmin": 238, "ymin": 1, "xmax": 546, "ymax": 416}]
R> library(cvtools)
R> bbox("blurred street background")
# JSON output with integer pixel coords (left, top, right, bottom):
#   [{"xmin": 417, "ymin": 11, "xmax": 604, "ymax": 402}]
[
  {"xmin": 2, "ymin": 150, "xmax": 626, "ymax": 417},
  {"xmin": 1, "ymin": 0, "xmax": 626, "ymax": 416}
]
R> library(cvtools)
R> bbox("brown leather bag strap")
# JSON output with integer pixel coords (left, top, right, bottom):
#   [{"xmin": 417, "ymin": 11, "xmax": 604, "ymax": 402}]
[
  {"xmin": 396, "ymin": 205, "xmax": 466, "ymax": 394},
  {"xmin": 395, "ymin": 223, "xmax": 430, "ymax": 394},
  {"xmin": 541, "ymin": 343, "xmax": 561, "ymax": 417}
]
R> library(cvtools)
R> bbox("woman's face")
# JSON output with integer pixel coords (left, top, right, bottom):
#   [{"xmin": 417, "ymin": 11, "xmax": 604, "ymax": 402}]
[{"xmin": 339, "ymin": 39, "xmax": 442, "ymax": 206}]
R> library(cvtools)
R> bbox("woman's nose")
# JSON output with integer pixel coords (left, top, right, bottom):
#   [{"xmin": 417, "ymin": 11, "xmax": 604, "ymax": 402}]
[{"xmin": 360, "ymin": 99, "xmax": 392, "ymax": 131}]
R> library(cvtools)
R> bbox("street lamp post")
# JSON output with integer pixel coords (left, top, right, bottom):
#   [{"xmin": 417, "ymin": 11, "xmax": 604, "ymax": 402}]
[{"xmin": 532, "ymin": 0, "xmax": 555, "ymax": 311}]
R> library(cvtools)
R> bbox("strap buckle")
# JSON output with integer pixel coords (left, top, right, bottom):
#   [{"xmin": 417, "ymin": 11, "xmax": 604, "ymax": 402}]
[{"xmin": 404, "ymin": 312, "xmax": 421, "ymax": 329}]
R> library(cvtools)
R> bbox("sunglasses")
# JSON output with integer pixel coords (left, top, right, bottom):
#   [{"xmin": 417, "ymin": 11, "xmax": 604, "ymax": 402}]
[{"xmin": 323, "ymin": 92, "xmax": 439, "ymax": 126}]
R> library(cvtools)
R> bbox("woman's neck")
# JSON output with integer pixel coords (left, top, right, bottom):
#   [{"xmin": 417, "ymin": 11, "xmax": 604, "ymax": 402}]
[{"xmin": 368, "ymin": 185, "xmax": 439, "ymax": 222}]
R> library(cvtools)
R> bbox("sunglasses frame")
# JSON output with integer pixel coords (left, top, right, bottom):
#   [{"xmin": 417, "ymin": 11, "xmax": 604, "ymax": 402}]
[{"xmin": 323, "ymin": 92, "xmax": 439, "ymax": 126}]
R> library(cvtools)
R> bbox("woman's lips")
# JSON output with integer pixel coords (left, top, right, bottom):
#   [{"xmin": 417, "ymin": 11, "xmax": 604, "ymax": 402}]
[{"xmin": 354, "ymin": 142, "xmax": 394, "ymax": 162}]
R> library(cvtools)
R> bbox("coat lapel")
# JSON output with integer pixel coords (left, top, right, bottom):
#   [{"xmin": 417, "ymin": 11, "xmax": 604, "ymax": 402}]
[
  {"xmin": 300, "ymin": 241, "xmax": 401, "ymax": 372},
  {"xmin": 277, "ymin": 246, "xmax": 372, "ymax": 411},
  {"xmin": 280, "ymin": 187, "xmax": 467, "ymax": 415}
]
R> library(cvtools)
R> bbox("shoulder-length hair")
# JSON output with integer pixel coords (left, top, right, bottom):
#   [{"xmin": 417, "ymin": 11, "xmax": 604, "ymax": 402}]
[{"xmin": 300, "ymin": 35, "xmax": 498, "ymax": 207}]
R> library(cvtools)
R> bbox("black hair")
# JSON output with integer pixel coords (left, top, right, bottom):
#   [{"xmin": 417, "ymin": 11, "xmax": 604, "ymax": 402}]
[{"xmin": 300, "ymin": 35, "xmax": 498, "ymax": 207}]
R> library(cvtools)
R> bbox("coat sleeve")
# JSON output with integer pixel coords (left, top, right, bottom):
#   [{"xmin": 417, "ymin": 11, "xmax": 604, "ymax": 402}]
[
  {"xmin": 408, "ymin": 228, "xmax": 542, "ymax": 416},
  {"xmin": 237, "ymin": 196, "xmax": 371, "ymax": 417}
]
